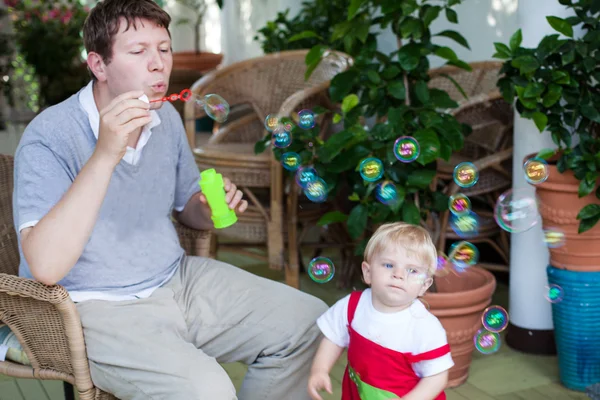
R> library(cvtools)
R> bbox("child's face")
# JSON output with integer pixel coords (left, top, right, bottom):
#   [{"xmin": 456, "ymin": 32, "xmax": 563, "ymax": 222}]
[{"xmin": 361, "ymin": 244, "xmax": 433, "ymax": 312}]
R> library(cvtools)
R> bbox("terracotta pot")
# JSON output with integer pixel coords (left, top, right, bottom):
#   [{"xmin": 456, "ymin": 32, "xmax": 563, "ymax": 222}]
[
  {"xmin": 423, "ymin": 267, "xmax": 496, "ymax": 388},
  {"xmin": 172, "ymin": 51, "xmax": 223, "ymax": 73},
  {"xmin": 526, "ymin": 152, "xmax": 600, "ymax": 271}
]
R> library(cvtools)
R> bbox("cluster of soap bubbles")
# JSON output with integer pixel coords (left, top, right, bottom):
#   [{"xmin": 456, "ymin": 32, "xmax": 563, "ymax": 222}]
[
  {"xmin": 308, "ymin": 256, "xmax": 335, "ymax": 283},
  {"xmin": 449, "ymin": 163, "xmax": 481, "ymax": 243},
  {"xmin": 265, "ymin": 110, "xmax": 328, "ymax": 204},
  {"xmin": 474, "ymin": 305, "xmax": 509, "ymax": 355}
]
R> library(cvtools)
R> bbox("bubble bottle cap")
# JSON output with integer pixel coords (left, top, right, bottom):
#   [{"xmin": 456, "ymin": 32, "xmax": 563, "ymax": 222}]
[{"xmin": 198, "ymin": 169, "xmax": 237, "ymax": 229}]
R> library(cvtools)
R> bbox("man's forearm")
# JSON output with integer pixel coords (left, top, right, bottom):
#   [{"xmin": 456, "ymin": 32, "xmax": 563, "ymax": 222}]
[
  {"xmin": 21, "ymin": 153, "xmax": 116, "ymax": 285},
  {"xmin": 401, "ymin": 371, "xmax": 448, "ymax": 400},
  {"xmin": 174, "ymin": 191, "xmax": 214, "ymax": 231}
]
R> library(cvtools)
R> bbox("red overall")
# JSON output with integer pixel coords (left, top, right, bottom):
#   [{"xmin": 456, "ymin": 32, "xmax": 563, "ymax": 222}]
[{"xmin": 341, "ymin": 291, "xmax": 449, "ymax": 400}]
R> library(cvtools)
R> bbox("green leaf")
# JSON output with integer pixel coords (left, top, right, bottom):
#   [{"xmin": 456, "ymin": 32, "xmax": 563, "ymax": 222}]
[
  {"xmin": 347, "ymin": 204, "xmax": 368, "ymax": 239},
  {"xmin": 415, "ymin": 80, "xmax": 430, "ymax": 103},
  {"xmin": 331, "ymin": 21, "xmax": 353, "ymax": 42},
  {"xmin": 354, "ymin": 21, "xmax": 371, "ymax": 43},
  {"xmin": 438, "ymin": 74, "xmax": 468, "ymax": 99},
  {"xmin": 542, "ymin": 84, "xmax": 563, "ymax": 107},
  {"xmin": 511, "ymin": 56, "xmax": 540, "ymax": 74},
  {"xmin": 523, "ymin": 82, "xmax": 545, "ymax": 98},
  {"xmin": 536, "ymin": 148, "xmax": 557, "ymax": 160},
  {"xmin": 577, "ymin": 204, "xmax": 600, "ymax": 220},
  {"xmin": 578, "ymin": 173, "xmax": 597, "ymax": 197},
  {"xmin": 381, "ymin": 65, "xmax": 401, "ymax": 79},
  {"xmin": 317, "ymin": 211, "xmax": 348, "ymax": 226},
  {"xmin": 388, "ymin": 81, "xmax": 406, "ymax": 100},
  {"xmin": 493, "ymin": 42, "xmax": 512, "ymax": 58},
  {"xmin": 329, "ymin": 70, "xmax": 359, "ymax": 102},
  {"xmin": 430, "ymin": 89, "xmax": 459, "ymax": 108},
  {"xmin": 341, "ymin": 94, "xmax": 360, "ymax": 114},
  {"xmin": 366, "ymin": 70, "xmax": 381, "ymax": 84},
  {"xmin": 348, "ymin": 0, "xmax": 367, "ymax": 20},
  {"xmin": 434, "ymin": 46, "xmax": 458, "ymax": 61},
  {"xmin": 305, "ymin": 45, "xmax": 326, "ymax": 80},
  {"xmin": 536, "ymin": 34, "xmax": 562, "ymax": 60},
  {"xmin": 413, "ymin": 128, "xmax": 441, "ymax": 165},
  {"xmin": 509, "ymin": 29, "xmax": 523, "ymax": 51},
  {"xmin": 515, "ymin": 86, "xmax": 538, "ymax": 109},
  {"xmin": 423, "ymin": 6, "xmax": 442, "ymax": 27},
  {"xmin": 547, "ymin": 16, "xmax": 574, "ymax": 37},
  {"xmin": 400, "ymin": 18, "xmax": 423, "ymax": 40},
  {"xmin": 333, "ymin": 113, "xmax": 342, "ymax": 124},
  {"xmin": 551, "ymin": 70, "xmax": 570, "ymax": 84},
  {"xmin": 434, "ymin": 30, "xmax": 470, "ymax": 49},
  {"xmin": 407, "ymin": 169, "xmax": 436, "ymax": 189},
  {"xmin": 579, "ymin": 216, "xmax": 600, "ymax": 233},
  {"xmin": 398, "ymin": 43, "xmax": 421, "ymax": 71},
  {"xmin": 581, "ymin": 104, "xmax": 600, "ymax": 123},
  {"xmin": 445, "ymin": 8, "xmax": 458, "ymax": 23},
  {"xmin": 348, "ymin": 192, "xmax": 360, "ymax": 201},
  {"xmin": 254, "ymin": 136, "xmax": 269, "ymax": 154},
  {"xmin": 532, "ymin": 112, "xmax": 548, "ymax": 132},
  {"xmin": 289, "ymin": 31, "xmax": 322, "ymax": 42},
  {"xmin": 402, "ymin": 202, "xmax": 421, "ymax": 225},
  {"xmin": 562, "ymin": 49, "xmax": 575, "ymax": 65}
]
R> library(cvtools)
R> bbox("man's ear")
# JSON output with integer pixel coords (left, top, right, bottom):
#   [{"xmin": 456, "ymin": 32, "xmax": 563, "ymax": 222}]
[
  {"xmin": 419, "ymin": 276, "xmax": 434, "ymax": 296},
  {"xmin": 361, "ymin": 261, "xmax": 372, "ymax": 285},
  {"xmin": 87, "ymin": 51, "xmax": 107, "ymax": 82}
]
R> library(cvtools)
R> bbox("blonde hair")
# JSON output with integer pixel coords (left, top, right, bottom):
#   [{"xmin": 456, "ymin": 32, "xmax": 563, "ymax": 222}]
[{"xmin": 364, "ymin": 222, "xmax": 437, "ymax": 275}]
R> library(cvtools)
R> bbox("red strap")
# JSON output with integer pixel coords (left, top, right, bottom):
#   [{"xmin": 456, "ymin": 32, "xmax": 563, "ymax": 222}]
[
  {"xmin": 407, "ymin": 344, "xmax": 451, "ymax": 363},
  {"xmin": 347, "ymin": 291, "xmax": 363, "ymax": 326}
]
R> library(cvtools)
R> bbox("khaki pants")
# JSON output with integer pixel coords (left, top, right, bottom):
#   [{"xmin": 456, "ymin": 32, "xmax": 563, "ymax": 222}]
[{"xmin": 76, "ymin": 256, "xmax": 328, "ymax": 400}]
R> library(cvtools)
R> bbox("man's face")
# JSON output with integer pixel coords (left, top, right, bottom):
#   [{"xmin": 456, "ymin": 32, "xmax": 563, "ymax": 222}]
[{"xmin": 102, "ymin": 17, "xmax": 172, "ymax": 109}]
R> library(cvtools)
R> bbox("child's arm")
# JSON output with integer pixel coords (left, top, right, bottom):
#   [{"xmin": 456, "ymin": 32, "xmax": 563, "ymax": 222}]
[
  {"xmin": 308, "ymin": 337, "xmax": 344, "ymax": 400},
  {"xmin": 400, "ymin": 370, "xmax": 448, "ymax": 400}
]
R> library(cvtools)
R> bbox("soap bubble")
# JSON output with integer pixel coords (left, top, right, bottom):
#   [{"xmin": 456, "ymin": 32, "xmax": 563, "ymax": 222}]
[
  {"xmin": 453, "ymin": 162, "xmax": 479, "ymax": 188},
  {"xmin": 298, "ymin": 109, "xmax": 316, "ymax": 130},
  {"xmin": 304, "ymin": 178, "xmax": 328, "ymax": 203},
  {"xmin": 449, "ymin": 241, "xmax": 479, "ymax": 268},
  {"xmin": 494, "ymin": 188, "xmax": 539, "ymax": 233},
  {"xmin": 375, "ymin": 181, "xmax": 399, "ymax": 205},
  {"xmin": 296, "ymin": 166, "xmax": 318, "ymax": 188},
  {"xmin": 524, "ymin": 158, "xmax": 549, "ymax": 185},
  {"xmin": 543, "ymin": 227, "xmax": 565, "ymax": 248},
  {"xmin": 196, "ymin": 94, "xmax": 230, "ymax": 123},
  {"xmin": 449, "ymin": 194, "xmax": 471, "ymax": 216},
  {"xmin": 359, "ymin": 157, "xmax": 384, "ymax": 182},
  {"xmin": 482, "ymin": 306, "xmax": 509, "ymax": 333},
  {"xmin": 264, "ymin": 114, "xmax": 281, "ymax": 132},
  {"xmin": 281, "ymin": 152, "xmax": 301, "ymax": 171},
  {"xmin": 450, "ymin": 211, "xmax": 479, "ymax": 238},
  {"xmin": 393, "ymin": 136, "xmax": 420, "ymax": 163},
  {"xmin": 474, "ymin": 329, "xmax": 501, "ymax": 355},
  {"xmin": 435, "ymin": 253, "xmax": 451, "ymax": 277},
  {"xmin": 545, "ymin": 284, "xmax": 564, "ymax": 303},
  {"xmin": 272, "ymin": 130, "xmax": 292, "ymax": 148},
  {"xmin": 308, "ymin": 257, "xmax": 335, "ymax": 283}
]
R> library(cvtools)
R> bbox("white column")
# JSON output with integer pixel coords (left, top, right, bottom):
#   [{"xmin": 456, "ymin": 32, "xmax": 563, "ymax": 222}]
[{"xmin": 508, "ymin": 0, "xmax": 573, "ymax": 340}]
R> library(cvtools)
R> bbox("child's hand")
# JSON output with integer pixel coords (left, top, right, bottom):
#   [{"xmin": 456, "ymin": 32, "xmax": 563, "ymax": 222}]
[{"xmin": 308, "ymin": 371, "xmax": 333, "ymax": 400}]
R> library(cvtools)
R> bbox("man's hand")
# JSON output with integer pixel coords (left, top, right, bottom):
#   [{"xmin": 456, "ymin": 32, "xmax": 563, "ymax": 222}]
[
  {"xmin": 199, "ymin": 177, "xmax": 248, "ymax": 213},
  {"xmin": 308, "ymin": 371, "xmax": 333, "ymax": 400},
  {"xmin": 95, "ymin": 90, "xmax": 152, "ymax": 167}
]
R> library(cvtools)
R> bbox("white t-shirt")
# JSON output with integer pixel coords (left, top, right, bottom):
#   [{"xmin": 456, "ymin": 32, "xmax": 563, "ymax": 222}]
[{"xmin": 317, "ymin": 289, "xmax": 454, "ymax": 378}]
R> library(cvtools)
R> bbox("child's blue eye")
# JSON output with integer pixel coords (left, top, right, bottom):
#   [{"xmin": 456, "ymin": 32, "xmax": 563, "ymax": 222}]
[{"xmin": 384, "ymin": 263, "xmax": 393, "ymax": 269}]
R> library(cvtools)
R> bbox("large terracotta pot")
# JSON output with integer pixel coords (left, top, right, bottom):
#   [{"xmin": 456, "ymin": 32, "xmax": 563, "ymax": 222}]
[
  {"xmin": 172, "ymin": 51, "xmax": 223, "ymax": 73},
  {"xmin": 527, "ymin": 152, "xmax": 600, "ymax": 271},
  {"xmin": 423, "ymin": 267, "xmax": 496, "ymax": 388}
]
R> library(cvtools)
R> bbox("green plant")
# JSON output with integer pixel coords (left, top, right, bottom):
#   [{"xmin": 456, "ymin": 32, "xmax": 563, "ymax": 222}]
[
  {"xmin": 254, "ymin": 0, "xmax": 352, "ymax": 55},
  {"xmin": 256, "ymin": 0, "xmax": 472, "ymax": 261},
  {"xmin": 495, "ymin": 0, "xmax": 600, "ymax": 233},
  {"xmin": 0, "ymin": 6, "xmax": 14, "ymax": 122},
  {"xmin": 6, "ymin": 0, "xmax": 89, "ymax": 109},
  {"xmin": 170, "ymin": 0, "xmax": 223, "ymax": 54}
]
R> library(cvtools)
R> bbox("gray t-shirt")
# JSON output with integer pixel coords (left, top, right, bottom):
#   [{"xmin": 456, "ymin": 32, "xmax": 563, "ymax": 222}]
[{"xmin": 13, "ymin": 91, "xmax": 201, "ymax": 296}]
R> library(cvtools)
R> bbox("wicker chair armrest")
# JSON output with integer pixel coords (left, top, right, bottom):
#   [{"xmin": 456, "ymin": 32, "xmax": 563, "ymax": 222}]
[
  {"xmin": 173, "ymin": 222, "xmax": 213, "ymax": 258},
  {"xmin": 277, "ymin": 81, "xmax": 333, "ymax": 117},
  {"xmin": 0, "ymin": 273, "xmax": 94, "ymax": 391}
]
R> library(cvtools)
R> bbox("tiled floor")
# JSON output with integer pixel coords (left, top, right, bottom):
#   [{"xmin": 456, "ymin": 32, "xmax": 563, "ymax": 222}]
[{"xmin": 0, "ymin": 246, "xmax": 592, "ymax": 399}]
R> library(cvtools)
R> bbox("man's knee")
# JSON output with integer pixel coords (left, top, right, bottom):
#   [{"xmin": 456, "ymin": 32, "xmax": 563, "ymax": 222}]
[{"xmin": 172, "ymin": 365, "xmax": 237, "ymax": 400}]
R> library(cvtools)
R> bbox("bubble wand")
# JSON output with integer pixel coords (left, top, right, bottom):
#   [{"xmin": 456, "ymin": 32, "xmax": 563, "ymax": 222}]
[{"xmin": 148, "ymin": 89, "xmax": 230, "ymax": 123}]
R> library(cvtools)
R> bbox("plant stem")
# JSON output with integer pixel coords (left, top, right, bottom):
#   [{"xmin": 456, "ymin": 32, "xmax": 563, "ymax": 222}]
[{"xmin": 396, "ymin": 36, "xmax": 411, "ymax": 106}]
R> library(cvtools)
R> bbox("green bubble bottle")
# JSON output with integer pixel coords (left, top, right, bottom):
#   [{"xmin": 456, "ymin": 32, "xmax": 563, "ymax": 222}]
[{"xmin": 199, "ymin": 169, "xmax": 237, "ymax": 229}]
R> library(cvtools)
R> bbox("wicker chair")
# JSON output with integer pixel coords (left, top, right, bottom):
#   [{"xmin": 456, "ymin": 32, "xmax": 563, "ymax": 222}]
[
  {"xmin": 428, "ymin": 61, "xmax": 504, "ymax": 103},
  {"xmin": 435, "ymin": 91, "xmax": 514, "ymax": 272},
  {"xmin": 184, "ymin": 50, "xmax": 352, "ymax": 286},
  {"xmin": 0, "ymin": 154, "xmax": 213, "ymax": 400}
]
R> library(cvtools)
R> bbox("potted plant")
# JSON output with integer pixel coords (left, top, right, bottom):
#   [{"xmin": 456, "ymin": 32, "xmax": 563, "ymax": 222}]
[
  {"xmin": 5, "ymin": 0, "xmax": 89, "ymax": 110},
  {"xmin": 256, "ymin": 0, "xmax": 496, "ymax": 388},
  {"xmin": 495, "ymin": 0, "xmax": 600, "ymax": 391},
  {"xmin": 168, "ymin": 0, "xmax": 224, "ymax": 72}
]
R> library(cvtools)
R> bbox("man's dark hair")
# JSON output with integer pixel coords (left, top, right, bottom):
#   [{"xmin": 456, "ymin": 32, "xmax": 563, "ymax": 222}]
[{"xmin": 83, "ymin": 0, "xmax": 171, "ymax": 77}]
